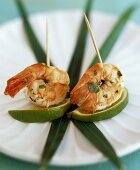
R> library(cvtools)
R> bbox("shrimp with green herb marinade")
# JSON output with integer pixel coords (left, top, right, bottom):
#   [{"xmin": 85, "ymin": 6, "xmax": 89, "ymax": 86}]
[
  {"xmin": 70, "ymin": 14, "xmax": 125, "ymax": 114},
  {"xmin": 4, "ymin": 63, "xmax": 70, "ymax": 107},
  {"xmin": 70, "ymin": 63, "xmax": 124, "ymax": 113}
]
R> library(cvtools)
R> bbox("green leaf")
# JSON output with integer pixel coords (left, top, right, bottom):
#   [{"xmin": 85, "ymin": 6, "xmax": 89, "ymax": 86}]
[
  {"xmin": 68, "ymin": 0, "xmax": 93, "ymax": 90},
  {"xmin": 15, "ymin": 0, "xmax": 52, "ymax": 64},
  {"xmin": 88, "ymin": 83, "xmax": 100, "ymax": 93},
  {"xmin": 72, "ymin": 120, "xmax": 123, "ymax": 170},
  {"xmin": 89, "ymin": 5, "xmax": 137, "ymax": 68},
  {"xmin": 39, "ymin": 116, "xmax": 69, "ymax": 170}
]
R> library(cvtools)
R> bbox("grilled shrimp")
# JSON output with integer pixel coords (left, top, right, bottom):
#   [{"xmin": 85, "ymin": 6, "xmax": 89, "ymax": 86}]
[
  {"xmin": 5, "ymin": 63, "xmax": 70, "ymax": 107},
  {"xmin": 70, "ymin": 63, "xmax": 124, "ymax": 113}
]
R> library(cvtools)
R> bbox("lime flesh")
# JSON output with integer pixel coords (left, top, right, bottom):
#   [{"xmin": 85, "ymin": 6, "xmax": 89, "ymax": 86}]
[
  {"xmin": 9, "ymin": 99, "xmax": 71, "ymax": 123},
  {"xmin": 68, "ymin": 88, "xmax": 128, "ymax": 122}
]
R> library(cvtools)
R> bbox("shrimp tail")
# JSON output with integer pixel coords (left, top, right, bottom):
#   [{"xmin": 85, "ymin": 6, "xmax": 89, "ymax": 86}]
[
  {"xmin": 4, "ymin": 63, "xmax": 46, "ymax": 97},
  {"xmin": 4, "ymin": 70, "xmax": 34, "ymax": 97}
]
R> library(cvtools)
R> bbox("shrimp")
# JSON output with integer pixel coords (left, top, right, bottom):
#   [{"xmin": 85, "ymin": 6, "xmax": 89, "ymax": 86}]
[
  {"xmin": 4, "ymin": 63, "xmax": 70, "ymax": 107},
  {"xmin": 70, "ymin": 63, "xmax": 124, "ymax": 113}
]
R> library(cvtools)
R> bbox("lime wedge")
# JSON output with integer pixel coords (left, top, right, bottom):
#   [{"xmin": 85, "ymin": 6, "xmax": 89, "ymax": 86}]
[
  {"xmin": 9, "ymin": 99, "xmax": 71, "ymax": 123},
  {"xmin": 68, "ymin": 88, "xmax": 128, "ymax": 122}
]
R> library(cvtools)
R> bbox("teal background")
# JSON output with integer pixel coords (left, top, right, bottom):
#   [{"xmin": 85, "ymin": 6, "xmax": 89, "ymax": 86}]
[{"xmin": 0, "ymin": 0, "xmax": 140, "ymax": 170}]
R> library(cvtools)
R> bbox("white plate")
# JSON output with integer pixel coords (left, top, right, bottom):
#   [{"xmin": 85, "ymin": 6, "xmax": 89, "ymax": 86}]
[{"xmin": 0, "ymin": 10, "xmax": 140, "ymax": 166}]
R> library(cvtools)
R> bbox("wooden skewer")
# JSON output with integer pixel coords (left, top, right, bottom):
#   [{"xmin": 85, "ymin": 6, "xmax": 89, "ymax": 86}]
[
  {"xmin": 84, "ymin": 13, "xmax": 103, "ymax": 65},
  {"xmin": 46, "ymin": 22, "xmax": 50, "ymax": 66}
]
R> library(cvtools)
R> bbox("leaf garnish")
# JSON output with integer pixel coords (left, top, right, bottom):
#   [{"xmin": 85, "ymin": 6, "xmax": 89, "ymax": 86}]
[
  {"xmin": 40, "ymin": 116, "xmax": 69, "ymax": 170},
  {"xmin": 15, "ymin": 0, "xmax": 52, "ymax": 64},
  {"xmin": 73, "ymin": 120, "xmax": 123, "ymax": 170},
  {"xmin": 68, "ymin": 0, "xmax": 93, "ymax": 90},
  {"xmin": 89, "ymin": 5, "xmax": 137, "ymax": 68}
]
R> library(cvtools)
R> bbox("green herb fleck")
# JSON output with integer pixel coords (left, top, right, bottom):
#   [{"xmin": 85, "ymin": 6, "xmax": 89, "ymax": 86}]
[
  {"xmin": 39, "ymin": 85, "xmax": 46, "ymax": 89},
  {"xmin": 117, "ymin": 71, "xmax": 122, "ymax": 77},
  {"xmin": 29, "ymin": 97, "xmax": 34, "ymax": 101},
  {"xmin": 23, "ymin": 77, "xmax": 29, "ymax": 82},
  {"xmin": 88, "ymin": 83, "xmax": 100, "ymax": 93},
  {"xmin": 93, "ymin": 70, "xmax": 97, "ymax": 75},
  {"xmin": 103, "ymin": 94, "xmax": 108, "ymax": 98}
]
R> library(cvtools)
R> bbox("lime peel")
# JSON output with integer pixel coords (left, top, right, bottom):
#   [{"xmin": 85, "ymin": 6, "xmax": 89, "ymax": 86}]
[
  {"xmin": 68, "ymin": 88, "xmax": 128, "ymax": 122},
  {"xmin": 9, "ymin": 99, "xmax": 71, "ymax": 123}
]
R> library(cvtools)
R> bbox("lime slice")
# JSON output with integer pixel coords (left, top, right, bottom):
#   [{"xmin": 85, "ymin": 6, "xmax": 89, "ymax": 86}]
[
  {"xmin": 9, "ymin": 99, "xmax": 71, "ymax": 123},
  {"xmin": 68, "ymin": 88, "xmax": 128, "ymax": 122}
]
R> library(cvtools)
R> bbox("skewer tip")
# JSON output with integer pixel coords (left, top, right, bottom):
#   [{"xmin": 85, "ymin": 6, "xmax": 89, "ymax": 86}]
[
  {"xmin": 46, "ymin": 21, "xmax": 50, "ymax": 67},
  {"xmin": 84, "ymin": 13, "xmax": 103, "ymax": 65}
]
